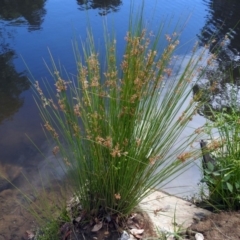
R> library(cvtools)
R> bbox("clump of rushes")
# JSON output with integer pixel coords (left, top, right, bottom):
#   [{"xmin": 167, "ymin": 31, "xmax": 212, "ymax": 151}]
[{"xmin": 33, "ymin": 7, "xmax": 208, "ymax": 222}]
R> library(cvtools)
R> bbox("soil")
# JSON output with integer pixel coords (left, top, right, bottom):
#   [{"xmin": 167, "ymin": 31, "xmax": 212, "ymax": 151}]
[
  {"xmin": 0, "ymin": 188, "xmax": 36, "ymax": 240},
  {"xmin": 51, "ymin": 210, "xmax": 240, "ymax": 240},
  {"xmin": 186, "ymin": 211, "xmax": 240, "ymax": 240},
  {"xmin": 1, "ymin": 186, "xmax": 240, "ymax": 240}
]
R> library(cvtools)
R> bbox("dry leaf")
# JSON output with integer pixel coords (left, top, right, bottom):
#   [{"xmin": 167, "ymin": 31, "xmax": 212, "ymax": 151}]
[
  {"xmin": 91, "ymin": 221, "xmax": 103, "ymax": 232},
  {"xmin": 127, "ymin": 219, "xmax": 134, "ymax": 225},
  {"xmin": 60, "ymin": 222, "xmax": 71, "ymax": 234},
  {"xmin": 130, "ymin": 213, "xmax": 137, "ymax": 219},
  {"xmin": 129, "ymin": 235, "xmax": 137, "ymax": 240},
  {"xmin": 130, "ymin": 228, "xmax": 144, "ymax": 235},
  {"xmin": 25, "ymin": 230, "xmax": 34, "ymax": 239},
  {"xmin": 133, "ymin": 223, "xmax": 140, "ymax": 229},
  {"xmin": 75, "ymin": 216, "xmax": 81, "ymax": 222}
]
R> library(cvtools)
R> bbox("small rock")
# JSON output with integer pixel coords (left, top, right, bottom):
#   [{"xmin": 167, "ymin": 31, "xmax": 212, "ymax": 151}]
[
  {"xmin": 120, "ymin": 230, "xmax": 130, "ymax": 240},
  {"xmin": 195, "ymin": 232, "xmax": 204, "ymax": 240}
]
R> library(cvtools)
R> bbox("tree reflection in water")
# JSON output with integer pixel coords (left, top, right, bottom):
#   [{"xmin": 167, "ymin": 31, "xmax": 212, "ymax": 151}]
[
  {"xmin": 0, "ymin": 0, "xmax": 47, "ymax": 30},
  {"xmin": 199, "ymin": 0, "xmax": 240, "ymax": 64},
  {"xmin": 0, "ymin": 50, "xmax": 30, "ymax": 124},
  {"xmin": 77, "ymin": 0, "xmax": 122, "ymax": 15},
  {"xmin": 0, "ymin": 0, "xmax": 47, "ymax": 123},
  {"xmin": 195, "ymin": 0, "xmax": 240, "ymax": 114}
]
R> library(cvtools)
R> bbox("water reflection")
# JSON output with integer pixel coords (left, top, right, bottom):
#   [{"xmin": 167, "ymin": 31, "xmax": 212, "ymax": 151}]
[
  {"xmin": 0, "ymin": 0, "xmax": 47, "ymax": 30},
  {"xmin": 77, "ymin": 0, "xmax": 122, "ymax": 15},
  {"xmin": 199, "ymin": 0, "xmax": 240, "ymax": 64},
  {"xmin": 0, "ymin": 50, "xmax": 30, "ymax": 124},
  {"xmin": 195, "ymin": 0, "xmax": 240, "ymax": 114}
]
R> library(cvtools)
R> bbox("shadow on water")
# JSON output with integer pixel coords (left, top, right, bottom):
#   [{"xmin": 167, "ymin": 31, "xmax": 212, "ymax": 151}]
[{"xmin": 77, "ymin": 0, "xmax": 122, "ymax": 15}]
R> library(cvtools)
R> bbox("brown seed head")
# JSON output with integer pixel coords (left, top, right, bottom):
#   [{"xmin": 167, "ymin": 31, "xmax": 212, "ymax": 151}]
[
  {"xmin": 111, "ymin": 143, "xmax": 121, "ymax": 158},
  {"xmin": 177, "ymin": 152, "xmax": 192, "ymax": 163},
  {"xmin": 55, "ymin": 78, "xmax": 67, "ymax": 92},
  {"xmin": 52, "ymin": 146, "xmax": 60, "ymax": 156},
  {"xmin": 114, "ymin": 193, "xmax": 121, "ymax": 200}
]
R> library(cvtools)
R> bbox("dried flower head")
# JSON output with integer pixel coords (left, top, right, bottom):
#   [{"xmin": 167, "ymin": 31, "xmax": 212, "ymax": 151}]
[
  {"xmin": 177, "ymin": 152, "xmax": 192, "ymax": 163},
  {"xmin": 103, "ymin": 136, "xmax": 113, "ymax": 149},
  {"xmin": 64, "ymin": 158, "xmax": 71, "ymax": 166},
  {"xmin": 164, "ymin": 68, "xmax": 172, "ymax": 77},
  {"xmin": 55, "ymin": 78, "xmax": 67, "ymax": 92},
  {"xmin": 149, "ymin": 155, "xmax": 162, "ymax": 165},
  {"xmin": 195, "ymin": 127, "xmax": 204, "ymax": 134},
  {"xmin": 207, "ymin": 139, "xmax": 223, "ymax": 151},
  {"xmin": 165, "ymin": 34, "xmax": 172, "ymax": 42},
  {"xmin": 34, "ymin": 81, "xmax": 43, "ymax": 96},
  {"xmin": 136, "ymin": 138, "xmax": 141, "ymax": 147},
  {"xmin": 111, "ymin": 143, "xmax": 121, "ymax": 158},
  {"xmin": 74, "ymin": 104, "xmax": 81, "ymax": 117},
  {"xmin": 114, "ymin": 193, "xmax": 121, "ymax": 200},
  {"xmin": 49, "ymin": 99, "xmax": 58, "ymax": 110},
  {"xmin": 44, "ymin": 121, "xmax": 58, "ymax": 139},
  {"xmin": 52, "ymin": 146, "xmax": 60, "ymax": 156},
  {"xmin": 58, "ymin": 99, "xmax": 66, "ymax": 112}
]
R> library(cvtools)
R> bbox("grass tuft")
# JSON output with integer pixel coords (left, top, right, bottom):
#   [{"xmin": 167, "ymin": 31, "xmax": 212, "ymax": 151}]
[{"xmin": 30, "ymin": 3, "xmax": 211, "ymax": 226}]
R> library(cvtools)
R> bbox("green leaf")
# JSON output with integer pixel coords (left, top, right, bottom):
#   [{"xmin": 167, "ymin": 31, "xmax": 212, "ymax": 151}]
[
  {"xmin": 207, "ymin": 162, "xmax": 214, "ymax": 172},
  {"xmin": 204, "ymin": 169, "xmax": 212, "ymax": 175},
  {"xmin": 212, "ymin": 171, "xmax": 220, "ymax": 176},
  {"xmin": 226, "ymin": 182, "xmax": 233, "ymax": 193},
  {"xmin": 223, "ymin": 174, "xmax": 231, "ymax": 182}
]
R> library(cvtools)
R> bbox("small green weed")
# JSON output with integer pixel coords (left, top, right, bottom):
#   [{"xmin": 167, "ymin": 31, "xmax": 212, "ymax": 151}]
[
  {"xmin": 34, "ymin": 206, "xmax": 70, "ymax": 240},
  {"xmin": 35, "ymin": 220, "xmax": 60, "ymax": 240},
  {"xmin": 153, "ymin": 208, "xmax": 187, "ymax": 240},
  {"xmin": 202, "ymin": 104, "xmax": 240, "ymax": 210}
]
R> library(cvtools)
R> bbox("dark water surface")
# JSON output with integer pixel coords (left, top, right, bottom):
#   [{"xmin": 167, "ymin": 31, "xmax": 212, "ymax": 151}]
[{"xmin": 0, "ymin": 0, "xmax": 240, "ymax": 237}]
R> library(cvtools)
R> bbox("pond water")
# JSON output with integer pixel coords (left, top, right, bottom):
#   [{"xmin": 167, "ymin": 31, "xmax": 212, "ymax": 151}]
[{"xmin": 0, "ymin": 0, "xmax": 240, "ymax": 238}]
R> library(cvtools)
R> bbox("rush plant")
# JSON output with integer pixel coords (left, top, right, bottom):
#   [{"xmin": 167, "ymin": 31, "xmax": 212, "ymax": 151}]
[{"xmin": 32, "ymin": 5, "xmax": 208, "ymax": 221}]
